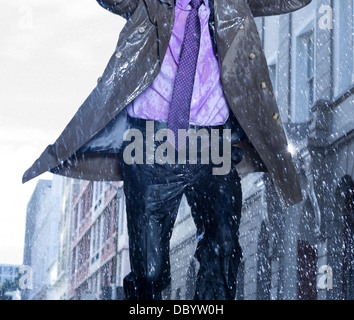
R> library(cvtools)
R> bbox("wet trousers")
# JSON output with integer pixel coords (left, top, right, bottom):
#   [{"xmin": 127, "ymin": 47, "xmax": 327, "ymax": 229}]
[{"xmin": 120, "ymin": 115, "xmax": 243, "ymax": 300}]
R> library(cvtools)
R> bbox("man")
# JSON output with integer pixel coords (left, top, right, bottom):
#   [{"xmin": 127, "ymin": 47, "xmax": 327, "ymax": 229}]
[{"xmin": 23, "ymin": 0, "xmax": 312, "ymax": 299}]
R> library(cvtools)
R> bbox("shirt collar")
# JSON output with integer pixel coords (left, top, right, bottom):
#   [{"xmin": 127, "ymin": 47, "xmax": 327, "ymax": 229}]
[{"xmin": 177, "ymin": 0, "xmax": 208, "ymax": 10}]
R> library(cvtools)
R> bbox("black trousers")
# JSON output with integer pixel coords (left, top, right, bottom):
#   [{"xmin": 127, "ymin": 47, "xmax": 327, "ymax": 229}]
[{"xmin": 120, "ymin": 114, "xmax": 244, "ymax": 300}]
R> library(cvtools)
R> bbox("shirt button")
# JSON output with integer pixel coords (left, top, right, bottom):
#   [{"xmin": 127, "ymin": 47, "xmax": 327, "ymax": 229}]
[
  {"xmin": 115, "ymin": 51, "xmax": 123, "ymax": 59},
  {"xmin": 261, "ymin": 81, "xmax": 267, "ymax": 89},
  {"xmin": 138, "ymin": 26, "xmax": 146, "ymax": 34},
  {"xmin": 272, "ymin": 112, "xmax": 280, "ymax": 120}
]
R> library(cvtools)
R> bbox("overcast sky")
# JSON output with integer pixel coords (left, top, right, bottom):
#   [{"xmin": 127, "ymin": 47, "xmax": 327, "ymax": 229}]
[{"xmin": 0, "ymin": 0, "xmax": 125, "ymax": 264}]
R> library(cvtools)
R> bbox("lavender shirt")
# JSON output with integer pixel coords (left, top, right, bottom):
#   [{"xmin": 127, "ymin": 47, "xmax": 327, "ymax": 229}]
[{"xmin": 126, "ymin": 0, "xmax": 230, "ymax": 126}]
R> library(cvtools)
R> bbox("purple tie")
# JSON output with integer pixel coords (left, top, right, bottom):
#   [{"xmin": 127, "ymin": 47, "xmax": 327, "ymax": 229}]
[{"xmin": 167, "ymin": 0, "xmax": 203, "ymax": 150}]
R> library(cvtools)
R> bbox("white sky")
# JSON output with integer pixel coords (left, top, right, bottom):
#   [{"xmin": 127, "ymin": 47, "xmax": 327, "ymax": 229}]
[{"xmin": 0, "ymin": 0, "xmax": 125, "ymax": 264}]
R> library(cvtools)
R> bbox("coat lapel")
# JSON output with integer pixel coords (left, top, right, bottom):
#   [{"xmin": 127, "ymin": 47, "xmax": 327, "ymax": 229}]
[
  {"xmin": 213, "ymin": 0, "xmax": 248, "ymax": 66},
  {"xmin": 144, "ymin": 0, "xmax": 175, "ymax": 63}
]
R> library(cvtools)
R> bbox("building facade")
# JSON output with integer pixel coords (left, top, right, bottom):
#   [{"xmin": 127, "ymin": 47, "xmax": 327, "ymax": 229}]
[
  {"xmin": 0, "ymin": 264, "xmax": 20, "ymax": 286},
  {"xmin": 53, "ymin": 177, "xmax": 80, "ymax": 300},
  {"xmin": 68, "ymin": 180, "xmax": 130, "ymax": 300},
  {"xmin": 236, "ymin": 0, "xmax": 354, "ymax": 300},
  {"xmin": 22, "ymin": 177, "xmax": 63, "ymax": 300},
  {"xmin": 0, "ymin": 264, "xmax": 21, "ymax": 300},
  {"xmin": 23, "ymin": 176, "xmax": 130, "ymax": 300}
]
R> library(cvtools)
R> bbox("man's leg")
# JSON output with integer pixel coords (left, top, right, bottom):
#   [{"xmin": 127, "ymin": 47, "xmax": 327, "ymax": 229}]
[
  {"xmin": 122, "ymin": 160, "xmax": 186, "ymax": 299},
  {"xmin": 120, "ymin": 114, "xmax": 188, "ymax": 299},
  {"xmin": 185, "ymin": 158, "xmax": 243, "ymax": 300}
]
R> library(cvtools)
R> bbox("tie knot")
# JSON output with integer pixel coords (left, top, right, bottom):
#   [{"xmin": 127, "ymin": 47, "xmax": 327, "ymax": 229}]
[{"xmin": 190, "ymin": 0, "xmax": 203, "ymax": 10}]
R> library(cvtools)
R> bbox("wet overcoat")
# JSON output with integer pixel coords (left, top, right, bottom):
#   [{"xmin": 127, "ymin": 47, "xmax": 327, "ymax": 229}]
[{"xmin": 23, "ymin": 0, "xmax": 312, "ymax": 206}]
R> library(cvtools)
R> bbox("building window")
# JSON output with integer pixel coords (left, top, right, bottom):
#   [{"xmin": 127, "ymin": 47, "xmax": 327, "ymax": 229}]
[
  {"xmin": 294, "ymin": 29, "xmax": 315, "ymax": 123},
  {"xmin": 96, "ymin": 217, "xmax": 101, "ymax": 255},
  {"xmin": 333, "ymin": 0, "xmax": 354, "ymax": 97},
  {"xmin": 102, "ymin": 204, "xmax": 112, "ymax": 243},
  {"xmin": 93, "ymin": 182, "xmax": 104, "ymax": 212},
  {"xmin": 84, "ymin": 234, "xmax": 90, "ymax": 265},
  {"xmin": 72, "ymin": 248, "xmax": 77, "ymax": 276},
  {"xmin": 82, "ymin": 183, "xmax": 93, "ymax": 219},
  {"xmin": 118, "ymin": 197, "xmax": 125, "ymax": 236},
  {"xmin": 112, "ymin": 198, "xmax": 117, "ymax": 232},
  {"xmin": 106, "ymin": 205, "xmax": 112, "ymax": 239},
  {"xmin": 92, "ymin": 224, "xmax": 96, "ymax": 260},
  {"xmin": 91, "ymin": 217, "xmax": 102, "ymax": 264},
  {"xmin": 74, "ymin": 204, "xmax": 79, "ymax": 231}
]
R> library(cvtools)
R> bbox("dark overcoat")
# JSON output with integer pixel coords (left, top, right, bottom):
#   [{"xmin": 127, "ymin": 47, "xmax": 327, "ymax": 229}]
[{"xmin": 23, "ymin": 0, "xmax": 312, "ymax": 206}]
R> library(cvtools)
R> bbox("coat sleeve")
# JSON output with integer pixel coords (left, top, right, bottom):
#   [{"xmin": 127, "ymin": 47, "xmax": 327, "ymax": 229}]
[
  {"xmin": 247, "ymin": 0, "xmax": 312, "ymax": 17},
  {"xmin": 97, "ymin": 0, "xmax": 140, "ymax": 19}
]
